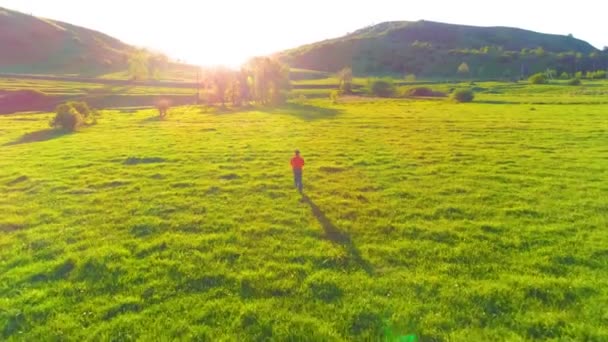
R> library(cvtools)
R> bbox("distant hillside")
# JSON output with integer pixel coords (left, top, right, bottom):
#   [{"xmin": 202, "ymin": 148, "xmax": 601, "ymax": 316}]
[
  {"xmin": 0, "ymin": 7, "xmax": 134, "ymax": 75},
  {"xmin": 280, "ymin": 21, "xmax": 607, "ymax": 78}
]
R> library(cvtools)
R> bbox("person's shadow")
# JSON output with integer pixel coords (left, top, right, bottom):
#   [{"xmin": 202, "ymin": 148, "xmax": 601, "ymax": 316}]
[{"xmin": 301, "ymin": 194, "xmax": 374, "ymax": 275}]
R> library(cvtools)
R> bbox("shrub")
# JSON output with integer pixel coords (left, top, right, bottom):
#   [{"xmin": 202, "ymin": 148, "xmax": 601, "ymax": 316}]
[
  {"xmin": 567, "ymin": 78, "xmax": 582, "ymax": 86},
  {"xmin": 52, "ymin": 104, "xmax": 83, "ymax": 131},
  {"xmin": 66, "ymin": 101, "xmax": 93, "ymax": 118},
  {"xmin": 369, "ymin": 79, "xmax": 395, "ymax": 97},
  {"xmin": 592, "ymin": 70, "xmax": 606, "ymax": 79},
  {"xmin": 452, "ymin": 89, "xmax": 475, "ymax": 103},
  {"xmin": 559, "ymin": 72, "xmax": 570, "ymax": 80},
  {"xmin": 529, "ymin": 73, "xmax": 547, "ymax": 84}
]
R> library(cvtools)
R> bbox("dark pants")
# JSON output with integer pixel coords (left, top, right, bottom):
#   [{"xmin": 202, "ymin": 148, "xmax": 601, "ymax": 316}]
[{"xmin": 293, "ymin": 168, "xmax": 303, "ymax": 192}]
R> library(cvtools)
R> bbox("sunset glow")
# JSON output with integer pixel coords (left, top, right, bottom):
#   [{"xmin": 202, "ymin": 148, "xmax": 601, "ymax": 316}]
[{"xmin": 1, "ymin": 0, "xmax": 606, "ymax": 67}]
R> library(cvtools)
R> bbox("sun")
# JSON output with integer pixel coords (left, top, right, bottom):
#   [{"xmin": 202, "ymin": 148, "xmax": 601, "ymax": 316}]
[{"xmin": 175, "ymin": 47, "xmax": 251, "ymax": 70}]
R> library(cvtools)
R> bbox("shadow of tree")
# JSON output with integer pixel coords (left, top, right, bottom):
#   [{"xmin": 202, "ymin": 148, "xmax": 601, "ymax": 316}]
[
  {"xmin": 141, "ymin": 115, "xmax": 165, "ymax": 123},
  {"xmin": 4, "ymin": 128, "xmax": 67, "ymax": 146},
  {"xmin": 302, "ymin": 194, "xmax": 374, "ymax": 275},
  {"xmin": 207, "ymin": 102, "xmax": 341, "ymax": 121},
  {"xmin": 269, "ymin": 103, "xmax": 341, "ymax": 121}
]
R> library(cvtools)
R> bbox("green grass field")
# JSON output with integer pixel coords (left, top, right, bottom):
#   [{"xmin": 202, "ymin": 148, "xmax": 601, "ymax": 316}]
[{"xmin": 1, "ymin": 87, "xmax": 607, "ymax": 340}]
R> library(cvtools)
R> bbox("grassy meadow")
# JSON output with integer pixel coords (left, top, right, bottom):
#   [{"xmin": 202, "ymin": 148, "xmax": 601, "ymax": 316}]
[{"xmin": 1, "ymin": 83, "xmax": 607, "ymax": 340}]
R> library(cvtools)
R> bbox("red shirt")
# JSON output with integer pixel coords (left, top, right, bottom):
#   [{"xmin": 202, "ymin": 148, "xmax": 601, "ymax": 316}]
[{"xmin": 291, "ymin": 156, "xmax": 305, "ymax": 169}]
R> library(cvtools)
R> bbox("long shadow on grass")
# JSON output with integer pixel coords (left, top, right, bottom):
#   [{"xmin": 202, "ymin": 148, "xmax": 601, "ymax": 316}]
[
  {"xmin": 208, "ymin": 102, "xmax": 341, "ymax": 121},
  {"xmin": 4, "ymin": 128, "xmax": 67, "ymax": 146},
  {"xmin": 268, "ymin": 103, "xmax": 341, "ymax": 121},
  {"xmin": 302, "ymin": 194, "xmax": 374, "ymax": 275}
]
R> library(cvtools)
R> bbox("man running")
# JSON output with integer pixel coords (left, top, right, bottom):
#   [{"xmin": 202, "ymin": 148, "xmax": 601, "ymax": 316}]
[{"xmin": 290, "ymin": 150, "xmax": 305, "ymax": 193}]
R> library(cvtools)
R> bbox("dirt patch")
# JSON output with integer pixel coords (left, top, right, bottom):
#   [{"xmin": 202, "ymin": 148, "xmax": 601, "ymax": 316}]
[
  {"xmin": 6, "ymin": 175, "xmax": 29, "ymax": 186},
  {"xmin": 0, "ymin": 223, "xmax": 27, "ymax": 232},
  {"xmin": 96, "ymin": 180, "xmax": 130, "ymax": 188},
  {"xmin": 171, "ymin": 182, "xmax": 195, "ymax": 188},
  {"xmin": 220, "ymin": 173, "xmax": 239, "ymax": 180},
  {"xmin": 319, "ymin": 166, "xmax": 347, "ymax": 173},
  {"xmin": 123, "ymin": 157, "xmax": 166, "ymax": 165}
]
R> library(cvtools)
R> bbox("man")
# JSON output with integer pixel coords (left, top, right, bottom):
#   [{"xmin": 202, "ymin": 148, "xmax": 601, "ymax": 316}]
[{"xmin": 290, "ymin": 150, "xmax": 305, "ymax": 193}]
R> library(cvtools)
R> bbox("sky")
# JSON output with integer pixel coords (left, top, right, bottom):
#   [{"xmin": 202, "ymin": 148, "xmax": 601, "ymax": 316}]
[{"xmin": 1, "ymin": 0, "xmax": 606, "ymax": 67}]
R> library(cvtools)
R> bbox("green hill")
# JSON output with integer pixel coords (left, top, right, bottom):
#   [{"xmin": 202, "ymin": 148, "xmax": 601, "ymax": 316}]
[
  {"xmin": 280, "ymin": 20, "xmax": 607, "ymax": 78},
  {"xmin": 0, "ymin": 7, "xmax": 134, "ymax": 76}
]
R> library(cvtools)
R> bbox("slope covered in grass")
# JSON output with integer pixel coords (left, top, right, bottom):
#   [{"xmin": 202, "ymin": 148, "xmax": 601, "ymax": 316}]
[
  {"xmin": 280, "ymin": 20, "xmax": 606, "ymax": 77},
  {"xmin": 1, "ymin": 97, "xmax": 607, "ymax": 340},
  {"xmin": 0, "ymin": 7, "xmax": 135, "ymax": 76}
]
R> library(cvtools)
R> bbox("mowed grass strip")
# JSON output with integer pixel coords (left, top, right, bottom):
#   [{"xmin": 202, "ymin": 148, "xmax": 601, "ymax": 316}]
[{"xmin": 0, "ymin": 98, "xmax": 607, "ymax": 340}]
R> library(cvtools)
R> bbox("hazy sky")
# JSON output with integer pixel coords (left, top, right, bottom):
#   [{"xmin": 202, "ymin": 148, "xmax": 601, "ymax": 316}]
[{"xmin": 1, "ymin": 0, "xmax": 606, "ymax": 67}]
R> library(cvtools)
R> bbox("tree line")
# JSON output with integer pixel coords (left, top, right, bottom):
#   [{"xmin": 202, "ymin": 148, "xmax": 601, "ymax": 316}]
[
  {"xmin": 128, "ymin": 51, "xmax": 290, "ymax": 106},
  {"xmin": 202, "ymin": 57, "xmax": 290, "ymax": 107}
]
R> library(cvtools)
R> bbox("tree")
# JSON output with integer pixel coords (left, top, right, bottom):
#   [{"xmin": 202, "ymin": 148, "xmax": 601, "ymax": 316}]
[
  {"xmin": 457, "ymin": 62, "xmax": 470, "ymax": 76},
  {"xmin": 337, "ymin": 67, "xmax": 353, "ymax": 94},
  {"xmin": 128, "ymin": 49, "xmax": 149, "ymax": 81},
  {"xmin": 245, "ymin": 57, "xmax": 290, "ymax": 105},
  {"xmin": 209, "ymin": 67, "xmax": 233, "ymax": 107},
  {"xmin": 237, "ymin": 68, "xmax": 252, "ymax": 106},
  {"xmin": 369, "ymin": 78, "xmax": 395, "ymax": 97},
  {"xmin": 534, "ymin": 47, "xmax": 546, "ymax": 57},
  {"xmin": 148, "ymin": 53, "xmax": 169, "ymax": 79},
  {"xmin": 592, "ymin": 70, "xmax": 607, "ymax": 79}
]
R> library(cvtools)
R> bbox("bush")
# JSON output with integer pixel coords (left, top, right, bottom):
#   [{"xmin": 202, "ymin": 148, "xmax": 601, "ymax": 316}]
[
  {"xmin": 369, "ymin": 79, "xmax": 395, "ymax": 97},
  {"xmin": 560, "ymin": 72, "xmax": 570, "ymax": 80},
  {"xmin": 452, "ymin": 89, "xmax": 475, "ymax": 103},
  {"xmin": 406, "ymin": 87, "xmax": 446, "ymax": 97},
  {"xmin": 66, "ymin": 101, "xmax": 93, "ymax": 118},
  {"xmin": 567, "ymin": 78, "xmax": 582, "ymax": 86},
  {"xmin": 592, "ymin": 70, "xmax": 607, "ymax": 79},
  {"xmin": 52, "ymin": 104, "xmax": 83, "ymax": 131},
  {"xmin": 529, "ymin": 73, "xmax": 548, "ymax": 84}
]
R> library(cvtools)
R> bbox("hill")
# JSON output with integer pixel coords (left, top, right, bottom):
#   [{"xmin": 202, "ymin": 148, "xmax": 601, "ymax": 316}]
[
  {"xmin": 280, "ymin": 20, "xmax": 607, "ymax": 78},
  {"xmin": 0, "ymin": 7, "xmax": 134, "ymax": 76}
]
